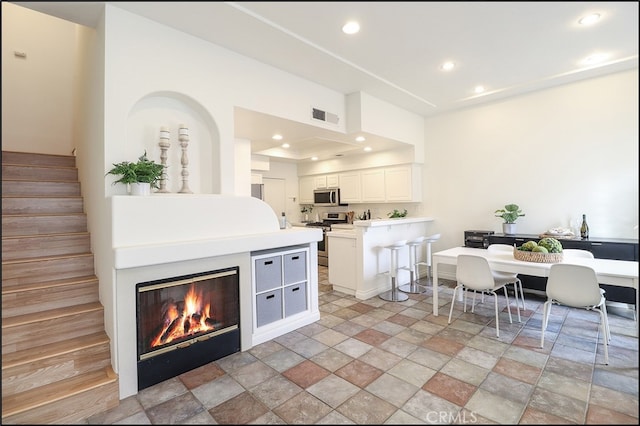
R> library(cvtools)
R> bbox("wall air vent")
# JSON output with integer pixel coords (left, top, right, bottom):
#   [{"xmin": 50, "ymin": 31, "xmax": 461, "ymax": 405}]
[{"xmin": 311, "ymin": 107, "xmax": 339, "ymax": 125}]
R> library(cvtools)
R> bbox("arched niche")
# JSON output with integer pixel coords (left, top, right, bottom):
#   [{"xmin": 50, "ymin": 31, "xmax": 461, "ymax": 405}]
[{"xmin": 127, "ymin": 92, "xmax": 220, "ymax": 194}]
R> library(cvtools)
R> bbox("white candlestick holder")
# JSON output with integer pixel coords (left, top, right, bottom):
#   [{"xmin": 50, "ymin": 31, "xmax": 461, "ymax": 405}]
[
  {"xmin": 157, "ymin": 126, "xmax": 171, "ymax": 193},
  {"xmin": 178, "ymin": 124, "xmax": 192, "ymax": 194}
]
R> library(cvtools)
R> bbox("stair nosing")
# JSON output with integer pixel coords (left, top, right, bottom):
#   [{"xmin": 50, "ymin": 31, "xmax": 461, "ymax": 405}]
[
  {"xmin": 2, "ymin": 252, "xmax": 93, "ymax": 266},
  {"xmin": 2, "ymin": 274, "xmax": 98, "ymax": 295},
  {"xmin": 2, "ymin": 231, "xmax": 90, "ymax": 240}
]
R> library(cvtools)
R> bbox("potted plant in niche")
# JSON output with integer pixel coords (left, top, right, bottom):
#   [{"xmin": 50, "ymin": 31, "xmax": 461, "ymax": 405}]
[
  {"xmin": 495, "ymin": 203, "xmax": 525, "ymax": 235},
  {"xmin": 106, "ymin": 151, "xmax": 165, "ymax": 195}
]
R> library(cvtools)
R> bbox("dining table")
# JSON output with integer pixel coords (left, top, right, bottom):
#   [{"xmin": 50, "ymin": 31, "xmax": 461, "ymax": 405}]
[{"xmin": 431, "ymin": 246, "xmax": 639, "ymax": 333}]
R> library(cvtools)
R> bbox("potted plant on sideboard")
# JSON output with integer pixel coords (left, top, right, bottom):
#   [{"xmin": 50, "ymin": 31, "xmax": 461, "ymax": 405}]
[
  {"xmin": 106, "ymin": 151, "xmax": 165, "ymax": 195},
  {"xmin": 495, "ymin": 203, "xmax": 525, "ymax": 235}
]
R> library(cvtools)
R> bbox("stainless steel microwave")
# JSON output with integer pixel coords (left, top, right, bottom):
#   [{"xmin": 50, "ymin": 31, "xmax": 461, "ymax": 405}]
[{"xmin": 313, "ymin": 188, "xmax": 346, "ymax": 206}]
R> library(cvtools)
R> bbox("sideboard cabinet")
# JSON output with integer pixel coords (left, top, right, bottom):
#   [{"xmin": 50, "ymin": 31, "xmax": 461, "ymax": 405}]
[{"xmin": 488, "ymin": 234, "xmax": 638, "ymax": 305}]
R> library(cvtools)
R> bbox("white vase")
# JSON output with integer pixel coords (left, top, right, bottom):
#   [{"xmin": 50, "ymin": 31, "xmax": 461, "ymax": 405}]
[
  {"xmin": 130, "ymin": 182, "xmax": 151, "ymax": 196},
  {"xmin": 502, "ymin": 223, "xmax": 517, "ymax": 235}
]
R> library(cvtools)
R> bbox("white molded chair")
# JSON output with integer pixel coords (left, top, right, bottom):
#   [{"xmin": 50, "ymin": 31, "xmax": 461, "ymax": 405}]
[
  {"xmin": 541, "ymin": 263, "xmax": 610, "ymax": 364},
  {"xmin": 448, "ymin": 254, "xmax": 519, "ymax": 337},
  {"xmin": 486, "ymin": 244, "xmax": 525, "ymax": 315}
]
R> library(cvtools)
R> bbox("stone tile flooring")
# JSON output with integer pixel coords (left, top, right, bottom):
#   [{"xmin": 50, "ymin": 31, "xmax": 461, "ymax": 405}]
[{"xmin": 86, "ymin": 266, "xmax": 638, "ymax": 424}]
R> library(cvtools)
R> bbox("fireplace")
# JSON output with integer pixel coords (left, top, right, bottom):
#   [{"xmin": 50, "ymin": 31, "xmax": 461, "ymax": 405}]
[{"xmin": 136, "ymin": 266, "xmax": 240, "ymax": 390}]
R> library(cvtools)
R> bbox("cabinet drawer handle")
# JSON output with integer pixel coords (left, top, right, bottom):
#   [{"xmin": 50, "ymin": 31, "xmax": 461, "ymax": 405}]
[
  {"xmin": 291, "ymin": 287, "xmax": 300, "ymax": 292},
  {"xmin": 292, "ymin": 256, "xmax": 299, "ymax": 260},
  {"xmin": 590, "ymin": 243, "xmax": 603, "ymax": 246},
  {"xmin": 515, "ymin": 238, "xmax": 526, "ymax": 242},
  {"xmin": 264, "ymin": 260, "xmax": 273, "ymax": 265},
  {"xmin": 266, "ymin": 294, "xmax": 274, "ymax": 299}
]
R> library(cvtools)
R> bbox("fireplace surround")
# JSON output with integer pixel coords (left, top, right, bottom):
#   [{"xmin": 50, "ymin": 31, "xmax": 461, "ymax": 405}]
[
  {"xmin": 111, "ymin": 195, "xmax": 322, "ymax": 398},
  {"xmin": 136, "ymin": 267, "xmax": 240, "ymax": 390}
]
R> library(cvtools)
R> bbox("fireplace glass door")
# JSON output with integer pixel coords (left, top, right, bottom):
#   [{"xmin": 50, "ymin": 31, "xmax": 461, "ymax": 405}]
[{"xmin": 136, "ymin": 266, "xmax": 240, "ymax": 389}]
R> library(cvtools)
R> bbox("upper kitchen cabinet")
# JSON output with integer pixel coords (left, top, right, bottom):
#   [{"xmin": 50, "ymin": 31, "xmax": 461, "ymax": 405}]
[
  {"xmin": 361, "ymin": 169, "xmax": 386, "ymax": 202},
  {"xmin": 338, "ymin": 171, "xmax": 362, "ymax": 203},
  {"xmin": 299, "ymin": 176, "xmax": 315, "ymax": 204},
  {"xmin": 315, "ymin": 174, "xmax": 339, "ymax": 189},
  {"xmin": 385, "ymin": 165, "xmax": 421, "ymax": 202}
]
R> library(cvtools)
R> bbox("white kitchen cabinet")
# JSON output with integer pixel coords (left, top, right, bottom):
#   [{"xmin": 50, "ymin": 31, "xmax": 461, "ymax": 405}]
[
  {"xmin": 385, "ymin": 165, "xmax": 422, "ymax": 202},
  {"xmin": 361, "ymin": 168, "xmax": 386, "ymax": 202},
  {"xmin": 314, "ymin": 175, "xmax": 327, "ymax": 189},
  {"xmin": 326, "ymin": 174, "xmax": 339, "ymax": 188},
  {"xmin": 299, "ymin": 176, "xmax": 314, "ymax": 204},
  {"xmin": 338, "ymin": 171, "xmax": 362, "ymax": 203},
  {"xmin": 252, "ymin": 246, "xmax": 309, "ymax": 329}
]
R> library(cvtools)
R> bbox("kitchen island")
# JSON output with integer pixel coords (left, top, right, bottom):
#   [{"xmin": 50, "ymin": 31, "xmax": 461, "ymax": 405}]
[{"xmin": 327, "ymin": 217, "xmax": 435, "ymax": 299}]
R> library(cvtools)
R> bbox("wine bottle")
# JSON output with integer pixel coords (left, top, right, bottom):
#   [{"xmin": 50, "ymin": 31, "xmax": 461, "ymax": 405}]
[{"xmin": 580, "ymin": 214, "xmax": 589, "ymax": 239}]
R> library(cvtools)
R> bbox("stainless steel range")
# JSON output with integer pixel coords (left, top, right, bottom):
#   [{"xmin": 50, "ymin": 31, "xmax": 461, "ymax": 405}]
[{"xmin": 305, "ymin": 212, "xmax": 348, "ymax": 266}]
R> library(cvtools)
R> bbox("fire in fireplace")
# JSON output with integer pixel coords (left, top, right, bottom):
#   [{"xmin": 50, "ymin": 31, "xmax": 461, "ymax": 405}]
[{"xmin": 136, "ymin": 266, "xmax": 240, "ymax": 390}]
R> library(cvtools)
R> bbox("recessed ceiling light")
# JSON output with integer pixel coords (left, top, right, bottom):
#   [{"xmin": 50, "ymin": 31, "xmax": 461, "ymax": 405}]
[
  {"xmin": 311, "ymin": 156, "xmax": 318, "ymax": 161},
  {"xmin": 281, "ymin": 143, "xmax": 290, "ymax": 148},
  {"xmin": 272, "ymin": 134, "xmax": 283, "ymax": 140},
  {"xmin": 440, "ymin": 61, "xmax": 455, "ymax": 71},
  {"xmin": 582, "ymin": 53, "xmax": 609, "ymax": 65},
  {"xmin": 342, "ymin": 21, "xmax": 360, "ymax": 34},
  {"xmin": 579, "ymin": 13, "xmax": 601, "ymax": 26},
  {"xmin": 474, "ymin": 85, "xmax": 485, "ymax": 94},
  {"xmin": 355, "ymin": 136, "xmax": 366, "ymax": 142},
  {"xmin": 363, "ymin": 147, "xmax": 372, "ymax": 152}
]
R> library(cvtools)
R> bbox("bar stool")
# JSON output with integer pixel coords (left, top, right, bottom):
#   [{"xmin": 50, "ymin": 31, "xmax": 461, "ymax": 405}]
[
  {"xmin": 414, "ymin": 233, "xmax": 441, "ymax": 287},
  {"xmin": 379, "ymin": 240, "xmax": 409, "ymax": 302},
  {"xmin": 399, "ymin": 236, "xmax": 427, "ymax": 294}
]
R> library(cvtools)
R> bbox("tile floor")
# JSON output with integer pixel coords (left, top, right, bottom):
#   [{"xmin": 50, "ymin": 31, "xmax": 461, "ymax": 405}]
[{"xmin": 86, "ymin": 266, "xmax": 638, "ymax": 424}]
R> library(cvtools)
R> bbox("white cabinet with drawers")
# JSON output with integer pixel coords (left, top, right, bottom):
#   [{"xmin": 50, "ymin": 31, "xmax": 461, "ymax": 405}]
[{"xmin": 252, "ymin": 246, "xmax": 310, "ymax": 335}]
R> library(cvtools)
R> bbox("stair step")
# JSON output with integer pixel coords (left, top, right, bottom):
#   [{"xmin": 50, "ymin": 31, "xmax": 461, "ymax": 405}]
[
  {"xmin": 2, "ymin": 196, "xmax": 84, "ymax": 215},
  {"xmin": 2, "ymin": 213, "xmax": 87, "ymax": 236},
  {"xmin": 2, "ymin": 232, "xmax": 90, "ymax": 261},
  {"xmin": 2, "ymin": 163, "xmax": 78, "ymax": 181},
  {"xmin": 1, "ymin": 180, "xmax": 81, "ymax": 196},
  {"xmin": 2, "ymin": 253, "xmax": 95, "ymax": 287},
  {"xmin": 2, "ymin": 302, "xmax": 105, "ymax": 355},
  {"xmin": 1, "ymin": 151, "xmax": 76, "ymax": 168},
  {"xmin": 2, "ymin": 275, "xmax": 99, "ymax": 318},
  {"xmin": 1, "ymin": 366, "xmax": 119, "ymax": 423},
  {"xmin": 2, "ymin": 331, "xmax": 111, "ymax": 395}
]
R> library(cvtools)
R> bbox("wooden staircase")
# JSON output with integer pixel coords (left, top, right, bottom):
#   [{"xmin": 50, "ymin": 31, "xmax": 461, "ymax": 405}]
[{"xmin": 2, "ymin": 151, "xmax": 119, "ymax": 424}]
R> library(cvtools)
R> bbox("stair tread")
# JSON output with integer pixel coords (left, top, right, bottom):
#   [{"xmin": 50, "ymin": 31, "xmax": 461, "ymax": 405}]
[
  {"xmin": 2, "ymin": 301, "xmax": 103, "ymax": 328},
  {"xmin": 1, "ymin": 366, "xmax": 117, "ymax": 419},
  {"xmin": 2, "ymin": 274, "xmax": 98, "ymax": 294},
  {"xmin": 2, "ymin": 331, "xmax": 109, "ymax": 369},
  {"xmin": 2, "ymin": 212, "xmax": 86, "ymax": 217},
  {"xmin": 2, "ymin": 231, "xmax": 89, "ymax": 240},
  {"xmin": 2, "ymin": 252, "xmax": 93, "ymax": 265}
]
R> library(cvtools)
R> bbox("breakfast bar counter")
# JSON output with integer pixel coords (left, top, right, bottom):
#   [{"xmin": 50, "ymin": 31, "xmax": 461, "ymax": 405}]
[{"xmin": 328, "ymin": 217, "xmax": 435, "ymax": 299}]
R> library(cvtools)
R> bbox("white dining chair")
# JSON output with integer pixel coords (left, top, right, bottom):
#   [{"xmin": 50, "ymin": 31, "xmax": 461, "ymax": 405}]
[
  {"xmin": 448, "ymin": 254, "xmax": 519, "ymax": 337},
  {"xmin": 541, "ymin": 263, "xmax": 610, "ymax": 364},
  {"xmin": 487, "ymin": 244, "xmax": 525, "ymax": 314}
]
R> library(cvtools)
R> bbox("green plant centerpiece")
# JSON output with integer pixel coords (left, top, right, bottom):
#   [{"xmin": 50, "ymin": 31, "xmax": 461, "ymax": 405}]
[
  {"xmin": 106, "ymin": 151, "xmax": 164, "ymax": 189},
  {"xmin": 388, "ymin": 209, "xmax": 408, "ymax": 218},
  {"xmin": 495, "ymin": 203, "xmax": 524, "ymax": 235},
  {"xmin": 494, "ymin": 204, "xmax": 525, "ymax": 223}
]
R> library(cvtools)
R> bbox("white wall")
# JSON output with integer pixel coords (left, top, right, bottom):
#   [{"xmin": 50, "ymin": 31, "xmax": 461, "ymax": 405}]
[
  {"xmin": 1, "ymin": 2, "xmax": 76, "ymax": 155},
  {"xmin": 424, "ymin": 69, "xmax": 639, "ymax": 256}
]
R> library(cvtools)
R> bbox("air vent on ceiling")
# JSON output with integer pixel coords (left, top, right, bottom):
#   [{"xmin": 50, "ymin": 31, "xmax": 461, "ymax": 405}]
[{"xmin": 311, "ymin": 107, "xmax": 339, "ymax": 125}]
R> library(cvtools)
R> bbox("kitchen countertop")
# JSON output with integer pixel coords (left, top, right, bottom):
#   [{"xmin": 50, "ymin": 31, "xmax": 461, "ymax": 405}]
[{"xmin": 353, "ymin": 216, "xmax": 434, "ymax": 228}]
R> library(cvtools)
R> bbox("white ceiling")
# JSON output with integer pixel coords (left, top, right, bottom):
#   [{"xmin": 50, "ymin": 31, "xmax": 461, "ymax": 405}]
[{"xmin": 13, "ymin": 1, "xmax": 639, "ymax": 163}]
